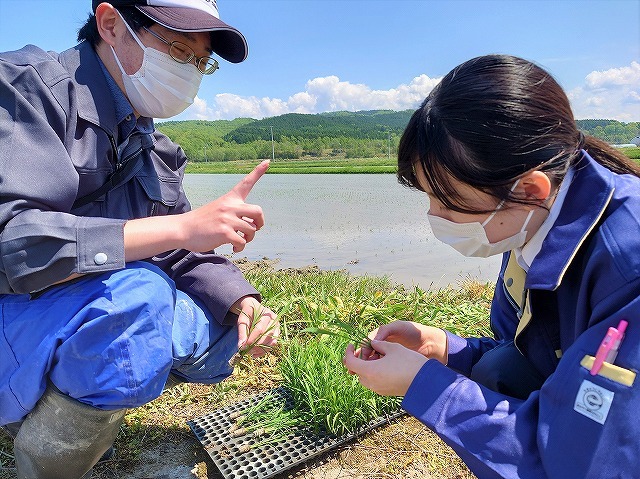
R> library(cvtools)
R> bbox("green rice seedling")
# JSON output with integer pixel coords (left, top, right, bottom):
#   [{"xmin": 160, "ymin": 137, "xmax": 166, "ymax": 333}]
[
  {"xmin": 294, "ymin": 293, "xmax": 376, "ymax": 347},
  {"xmin": 236, "ymin": 429, "xmax": 294, "ymax": 454},
  {"xmin": 228, "ymin": 390, "xmax": 283, "ymax": 430},
  {"xmin": 298, "ymin": 293, "xmax": 411, "ymax": 356},
  {"xmin": 228, "ymin": 304, "xmax": 279, "ymax": 367},
  {"xmin": 230, "ymin": 406, "xmax": 300, "ymax": 438},
  {"xmin": 302, "ymin": 317, "xmax": 372, "ymax": 351},
  {"xmin": 228, "ymin": 390, "xmax": 304, "ymax": 454},
  {"xmin": 279, "ymin": 336, "xmax": 401, "ymax": 436}
]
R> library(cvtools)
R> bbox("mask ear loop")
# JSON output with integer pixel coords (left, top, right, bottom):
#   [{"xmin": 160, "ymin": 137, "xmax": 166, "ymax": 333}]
[
  {"xmin": 481, "ymin": 179, "xmax": 521, "ymax": 228},
  {"xmin": 116, "ymin": 10, "xmax": 147, "ymax": 51},
  {"xmin": 111, "ymin": 11, "xmax": 149, "ymax": 79},
  {"xmin": 520, "ymin": 209, "xmax": 535, "ymax": 233},
  {"xmin": 481, "ymin": 203, "xmax": 502, "ymax": 227}
]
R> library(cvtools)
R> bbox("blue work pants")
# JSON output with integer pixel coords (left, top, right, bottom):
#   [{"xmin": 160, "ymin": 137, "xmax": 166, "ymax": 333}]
[{"xmin": 0, "ymin": 262, "xmax": 237, "ymax": 425}]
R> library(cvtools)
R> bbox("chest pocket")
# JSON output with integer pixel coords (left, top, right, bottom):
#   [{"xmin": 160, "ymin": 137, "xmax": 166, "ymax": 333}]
[{"xmin": 135, "ymin": 151, "xmax": 181, "ymax": 216}]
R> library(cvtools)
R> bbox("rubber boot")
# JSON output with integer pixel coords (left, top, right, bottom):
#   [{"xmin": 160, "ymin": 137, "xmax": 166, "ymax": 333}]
[
  {"xmin": 1, "ymin": 420, "xmax": 22, "ymax": 438},
  {"xmin": 13, "ymin": 387, "xmax": 126, "ymax": 479},
  {"xmin": 3, "ymin": 419, "xmax": 115, "ymax": 466}
]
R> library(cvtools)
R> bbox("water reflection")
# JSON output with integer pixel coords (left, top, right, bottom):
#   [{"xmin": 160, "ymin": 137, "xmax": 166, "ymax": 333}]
[{"xmin": 183, "ymin": 174, "xmax": 502, "ymax": 290}]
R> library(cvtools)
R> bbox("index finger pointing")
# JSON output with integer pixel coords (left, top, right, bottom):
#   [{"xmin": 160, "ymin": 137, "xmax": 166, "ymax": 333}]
[{"xmin": 232, "ymin": 160, "xmax": 270, "ymax": 200}]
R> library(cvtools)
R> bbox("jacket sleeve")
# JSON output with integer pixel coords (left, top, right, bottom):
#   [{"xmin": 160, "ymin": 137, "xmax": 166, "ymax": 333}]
[
  {"xmin": 148, "ymin": 250, "xmax": 260, "ymax": 325},
  {"xmin": 403, "ymin": 286, "xmax": 640, "ymax": 479},
  {"xmin": 445, "ymin": 253, "xmax": 519, "ymax": 376},
  {"xmin": 444, "ymin": 332, "xmax": 502, "ymax": 376},
  {"xmin": 0, "ymin": 47, "xmax": 125, "ymax": 294},
  {"xmin": 145, "ymin": 133, "xmax": 261, "ymax": 324}
]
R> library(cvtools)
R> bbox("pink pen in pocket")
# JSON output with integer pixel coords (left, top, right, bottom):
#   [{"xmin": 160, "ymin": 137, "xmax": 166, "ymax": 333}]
[{"xmin": 590, "ymin": 319, "xmax": 628, "ymax": 376}]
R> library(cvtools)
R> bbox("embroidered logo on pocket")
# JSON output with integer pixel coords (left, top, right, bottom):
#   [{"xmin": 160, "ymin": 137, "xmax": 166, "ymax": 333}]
[{"xmin": 574, "ymin": 379, "xmax": 614, "ymax": 425}]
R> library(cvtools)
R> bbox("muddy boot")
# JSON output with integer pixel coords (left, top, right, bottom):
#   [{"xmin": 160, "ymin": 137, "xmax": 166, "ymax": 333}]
[
  {"xmin": 3, "ymin": 419, "xmax": 115, "ymax": 467},
  {"xmin": 1, "ymin": 420, "xmax": 23, "ymax": 438},
  {"xmin": 13, "ymin": 387, "xmax": 126, "ymax": 479}
]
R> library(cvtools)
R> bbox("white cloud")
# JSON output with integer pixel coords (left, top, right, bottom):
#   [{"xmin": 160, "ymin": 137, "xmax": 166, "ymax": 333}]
[
  {"xmin": 569, "ymin": 61, "xmax": 640, "ymax": 121},
  {"xmin": 180, "ymin": 74, "xmax": 441, "ymax": 121},
  {"xmin": 584, "ymin": 61, "xmax": 640, "ymax": 89},
  {"xmin": 180, "ymin": 62, "xmax": 639, "ymax": 122}
]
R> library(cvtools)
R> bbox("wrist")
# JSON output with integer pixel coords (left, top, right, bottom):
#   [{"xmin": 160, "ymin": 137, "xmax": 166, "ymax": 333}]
[
  {"xmin": 124, "ymin": 215, "xmax": 183, "ymax": 261},
  {"xmin": 419, "ymin": 328, "xmax": 448, "ymax": 364}
]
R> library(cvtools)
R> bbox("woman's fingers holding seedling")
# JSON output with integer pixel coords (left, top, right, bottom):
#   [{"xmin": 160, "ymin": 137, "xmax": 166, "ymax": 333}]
[
  {"xmin": 357, "ymin": 328, "xmax": 380, "ymax": 359},
  {"xmin": 344, "ymin": 340, "xmax": 428, "ymax": 396}
]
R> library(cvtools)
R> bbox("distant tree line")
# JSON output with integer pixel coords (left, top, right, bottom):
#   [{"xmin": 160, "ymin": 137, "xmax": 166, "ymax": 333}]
[
  {"xmin": 576, "ymin": 120, "xmax": 639, "ymax": 145},
  {"xmin": 156, "ymin": 112, "xmax": 639, "ymax": 162}
]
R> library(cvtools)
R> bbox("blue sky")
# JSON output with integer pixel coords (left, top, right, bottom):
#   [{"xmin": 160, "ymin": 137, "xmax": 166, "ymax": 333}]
[{"xmin": 1, "ymin": 0, "xmax": 639, "ymax": 121}]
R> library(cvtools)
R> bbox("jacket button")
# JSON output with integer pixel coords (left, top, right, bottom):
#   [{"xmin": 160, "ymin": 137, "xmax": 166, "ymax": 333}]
[
  {"xmin": 94, "ymin": 253, "xmax": 108, "ymax": 265},
  {"xmin": 506, "ymin": 277, "xmax": 513, "ymax": 287}
]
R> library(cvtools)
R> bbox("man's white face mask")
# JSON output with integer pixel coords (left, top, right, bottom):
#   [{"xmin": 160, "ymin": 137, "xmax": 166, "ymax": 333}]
[
  {"xmin": 427, "ymin": 180, "xmax": 535, "ymax": 258},
  {"xmin": 111, "ymin": 11, "xmax": 203, "ymax": 118}
]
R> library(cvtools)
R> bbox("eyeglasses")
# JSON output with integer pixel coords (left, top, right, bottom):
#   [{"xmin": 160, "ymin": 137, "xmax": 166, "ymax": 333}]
[{"xmin": 141, "ymin": 26, "xmax": 219, "ymax": 75}]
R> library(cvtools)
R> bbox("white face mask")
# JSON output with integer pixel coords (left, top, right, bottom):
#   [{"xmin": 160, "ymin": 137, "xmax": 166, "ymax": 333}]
[
  {"xmin": 111, "ymin": 13, "xmax": 203, "ymax": 118},
  {"xmin": 427, "ymin": 180, "xmax": 535, "ymax": 258}
]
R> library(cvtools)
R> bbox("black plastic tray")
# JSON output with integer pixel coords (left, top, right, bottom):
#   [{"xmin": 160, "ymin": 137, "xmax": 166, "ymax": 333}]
[{"xmin": 188, "ymin": 387, "xmax": 404, "ymax": 479}]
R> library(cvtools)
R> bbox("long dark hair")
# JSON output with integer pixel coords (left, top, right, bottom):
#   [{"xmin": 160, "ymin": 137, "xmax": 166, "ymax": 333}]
[{"xmin": 398, "ymin": 54, "xmax": 640, "ymax": 214}]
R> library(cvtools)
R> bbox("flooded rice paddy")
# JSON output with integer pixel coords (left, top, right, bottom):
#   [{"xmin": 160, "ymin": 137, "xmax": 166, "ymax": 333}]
[{"xmin": 183, "ymin": 173, "xmax": 502, "ymax": 290}]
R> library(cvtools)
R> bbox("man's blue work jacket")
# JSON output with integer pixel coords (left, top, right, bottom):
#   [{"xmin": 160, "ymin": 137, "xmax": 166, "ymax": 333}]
[{"xmin": 0, "ymin": 42, "xmax": 258, "ymax": 321}]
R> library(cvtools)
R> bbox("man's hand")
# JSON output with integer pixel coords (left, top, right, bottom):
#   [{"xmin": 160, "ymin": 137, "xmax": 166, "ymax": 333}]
[
  {"xmin": 233, "ymin": 296, "xmax": 279, "ymax": 358},
  {"xmin": 124, "ymin": 160, "xmax": 270, "ymax": 262},
  {"xmin": 179, "ymin": 160, "xmax": 270, "ymax": 253}
]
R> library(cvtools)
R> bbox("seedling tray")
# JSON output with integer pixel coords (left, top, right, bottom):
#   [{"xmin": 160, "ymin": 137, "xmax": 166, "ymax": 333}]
[{"xmin": 188, "ymin": 387, "xmax": 404, "ymax": 479}]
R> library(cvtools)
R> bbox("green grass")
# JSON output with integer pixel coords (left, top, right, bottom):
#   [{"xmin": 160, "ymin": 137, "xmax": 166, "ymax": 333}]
[
  {"xmin": 0, "ymin": 263, "xmax": 492, "ymax": 478},
  {"xmin": 621, "ymin": 146, "xmax": 640, "ymax": 160},
  {"xmin": 186, "ymin": 157, "xmax": 396, "ymax": 174},
  {"xmin": 185, "ymin": 147, "xmax": 639, "ymax": 174}
]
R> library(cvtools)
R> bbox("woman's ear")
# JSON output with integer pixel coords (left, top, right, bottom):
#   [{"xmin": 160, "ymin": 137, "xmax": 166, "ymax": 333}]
[
  {"xmin": 95, "ymin": 3, "xmax": 119, "ymax": 47},
  {"xmin": 517, "ymin": 171, "xmax": 552, "ymax": 202}
]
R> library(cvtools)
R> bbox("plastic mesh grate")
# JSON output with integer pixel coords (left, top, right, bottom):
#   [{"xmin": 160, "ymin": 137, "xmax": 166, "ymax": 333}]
[{"xmin": 188, "ymin": 387, "xmax": 404, "ymax": 479}]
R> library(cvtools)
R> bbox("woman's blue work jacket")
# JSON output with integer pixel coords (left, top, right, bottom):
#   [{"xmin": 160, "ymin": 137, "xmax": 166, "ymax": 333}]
[{"xmin": 403, "ymin": 151, "xmax": 640, "ymax": 479}]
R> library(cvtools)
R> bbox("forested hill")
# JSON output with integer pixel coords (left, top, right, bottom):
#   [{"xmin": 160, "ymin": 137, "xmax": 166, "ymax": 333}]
[
  {"xmin": 158, "ymin": 110, "xmax": 413, "ymax": 142},
  {"xmin": 223, "ymin": 110, "xmax": 415, "ymax": 143},
  {"xmin": 155, "ymin": 112, "xmax": 639, "ymax": 162}
]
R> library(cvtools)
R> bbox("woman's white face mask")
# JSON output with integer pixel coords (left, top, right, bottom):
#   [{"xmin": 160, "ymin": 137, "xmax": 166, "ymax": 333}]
[
  {"xmin": 427, "ymin": 180, "xmax": 535, "ymax": 258},
  {"xmin": 111, "ymin": 12, "xmax": 203, "ymax": 118}
]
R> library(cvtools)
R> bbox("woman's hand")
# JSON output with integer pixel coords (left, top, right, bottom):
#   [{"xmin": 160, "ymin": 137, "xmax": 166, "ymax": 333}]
[
  {"xmin": 233, "ymin": 296, "xmax": 279, "ymax": 358},
  {"xmin": 343, "ymin": 340, "xmax": 428, "ymax": 396},
  {"xmin": 359, "ymin": 320, "xmax": 448, "ymax": 364}
]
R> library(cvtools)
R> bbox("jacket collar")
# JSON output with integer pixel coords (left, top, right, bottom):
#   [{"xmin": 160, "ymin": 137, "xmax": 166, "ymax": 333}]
[
  {"xmin": 57, "ymin": 42, "xmax": 118, "ymax": 137},
  {"xmin": 526, "ymin": 151, "xmax": 615, "ymax": 290}
]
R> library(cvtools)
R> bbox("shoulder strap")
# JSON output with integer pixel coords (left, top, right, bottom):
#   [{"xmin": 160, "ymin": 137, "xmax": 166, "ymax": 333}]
[{"xmin": 72, "ymin": 133, "xmax": 154, "ymax": 209}]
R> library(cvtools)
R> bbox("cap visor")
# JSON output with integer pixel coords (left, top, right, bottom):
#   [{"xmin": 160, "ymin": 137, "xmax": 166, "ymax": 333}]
[{"xmin": 138, "ymin": 5, "xmax": 248, "ymax": 63}]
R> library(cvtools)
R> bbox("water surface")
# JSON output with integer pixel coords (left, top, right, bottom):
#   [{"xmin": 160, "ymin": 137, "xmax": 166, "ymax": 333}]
[{"xmin": 183, "ymin": 174, "xmax": 502, "ymax": 290}]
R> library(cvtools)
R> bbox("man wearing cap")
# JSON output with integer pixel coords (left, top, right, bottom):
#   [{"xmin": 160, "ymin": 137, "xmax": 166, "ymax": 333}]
[{"xmin": 0, "ymin": 2, "xmax": 278, "ymax": 478}]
